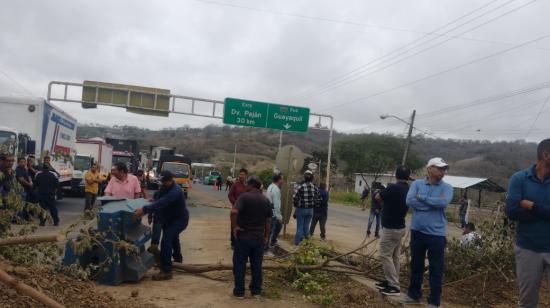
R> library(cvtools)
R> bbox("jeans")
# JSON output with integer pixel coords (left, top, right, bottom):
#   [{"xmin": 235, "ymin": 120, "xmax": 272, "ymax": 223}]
[
  {"xmin": 270, "ymin": 218, "xmax": 283, "ymax": 246},
  {"xmin": 379, "ymin": 228, "xmax": 406, "ymax": 288},
  {"xmin": 233, "ymin": 238, "xmax": 264, "ymax": 296},
  {"xmin": 367, "ymin": 211, "xmax": 381, "ymax": 235},
  {"xmin": 160, "ymin": 216, "xmax": 188, "ymax": 273},
  {"xmin": 38, "ymin": 194, "xmax": 59, "ymax": 225},
  {"xmin": 310, "ymin": 213, "xmax": 327, "ymax": 239},
  {"xmin": 84, "ymin": 192, "xmax": 97, "ymax": 211},
  {"xmin": 515, "ymin": 245, "xmax": 550, "ymax": 308},
  {"xmin": 294, "ymin": 207, "xmax": 313, "ymax": 245},
  {"xmin": 407, "ymin": 230, "xmax": 446, "ymax": 307}
]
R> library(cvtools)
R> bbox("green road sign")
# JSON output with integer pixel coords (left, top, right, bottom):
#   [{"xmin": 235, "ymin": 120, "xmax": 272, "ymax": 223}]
[{"xmin": 223, "ymin": 98, "xmax": 310, "ymax": 132}]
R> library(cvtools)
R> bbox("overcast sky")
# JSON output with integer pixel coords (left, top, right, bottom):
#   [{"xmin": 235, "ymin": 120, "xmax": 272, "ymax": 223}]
[{"xmin": 1, "ymin": 0, "xmax": 549, "ymax": 141}]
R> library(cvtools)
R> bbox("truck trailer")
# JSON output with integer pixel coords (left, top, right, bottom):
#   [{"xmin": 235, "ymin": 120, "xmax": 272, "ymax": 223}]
[
  {"xmin": 105, "ymin": 138, "xmax": 139, "ymax": 173},
  {"xmin": 0, "ymin": 96, "xmax": 77, "ymax": 190}
]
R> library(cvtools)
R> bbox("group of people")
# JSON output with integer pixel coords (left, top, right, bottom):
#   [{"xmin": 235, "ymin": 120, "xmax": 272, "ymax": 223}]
[
  {"xmin": 1, "ymin": 153, "xmax": 61, "ymax": 226},
  {"xmin": 227, "ymin": 167, "xmax": 329, "ymax": 298}
]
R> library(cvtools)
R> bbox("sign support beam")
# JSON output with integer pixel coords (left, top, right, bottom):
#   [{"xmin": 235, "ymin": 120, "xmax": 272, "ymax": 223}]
[{"xmin": 47, "ymin": 81, "xmax": 334, "ymax": 189}]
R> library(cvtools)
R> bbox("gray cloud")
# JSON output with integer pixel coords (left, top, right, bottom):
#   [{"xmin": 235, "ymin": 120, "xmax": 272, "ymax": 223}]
[{"xmin": 1, "ymin": 0, "xmax": 549, "ymax": 141}]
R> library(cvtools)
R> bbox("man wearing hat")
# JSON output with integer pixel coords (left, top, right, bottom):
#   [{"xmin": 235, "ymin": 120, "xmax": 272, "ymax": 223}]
[
  {"xmin": 293, "ymin": 170, "xmax": 321, "ymax": 246},
  {"xmin": 230, "ymin": 176, "xmax": 272, "ymax": 298},
  {"xmin": 135, "ymin": 171, "xmax": 189, "ymax": 281},
  {"xmin": 401, "ymin": 158, "xmax": 453, "ymax": 308}
]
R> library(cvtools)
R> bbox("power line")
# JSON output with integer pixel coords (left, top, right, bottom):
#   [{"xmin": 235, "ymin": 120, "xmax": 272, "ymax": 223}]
[
  {"xmin": 0, "ymin": 68, "xmax": 35, "ymax": 96},
  {"xmin": 418, "ymin": 80, "xmax": 550, "ymax": 119},
  {"xmin": 295, "ymin": 0, "xmax": 536, "ymax": 102},
  {"xmin": 525, "ymin": 92, "xmax": 550, "ymax": 138},
  {"xmin": 317, "ymin": 31, "xmax": 550, "ymax": 112}
]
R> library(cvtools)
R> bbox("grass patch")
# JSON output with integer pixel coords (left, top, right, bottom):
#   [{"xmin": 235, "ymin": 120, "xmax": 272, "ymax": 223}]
[{"xmin": 330, "ymin": 191, "xmax": 362, "ymax": 207}]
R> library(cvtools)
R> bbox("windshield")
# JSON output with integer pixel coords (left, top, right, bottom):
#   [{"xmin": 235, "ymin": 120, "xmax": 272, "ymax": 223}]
[
  {"xmin": 210, "ymin": 171, "xmax": 220, "ymax": 176},
  {"xmin": 162, "ymin": 163, "xmax": 190, "ymax": 178},
  {"xmin": 113, "ymin": 155, "xmax": 131, "ymax": 164},
  {"xmin": 0, "ymin": 131, "xmax": 17, "ymax": 156},
  {"xmin": 74, "ymin": 155, "xmax": 92, "ymax": 171}
]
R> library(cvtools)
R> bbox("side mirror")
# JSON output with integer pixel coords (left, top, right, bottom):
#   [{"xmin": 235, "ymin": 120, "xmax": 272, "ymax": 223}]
[{"xmin": 26, "ymin": 140, "xmax": 36, "ymax": 155}]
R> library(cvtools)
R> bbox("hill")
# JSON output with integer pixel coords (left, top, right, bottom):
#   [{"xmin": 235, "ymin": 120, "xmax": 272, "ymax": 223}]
[{"xmin": 76, "ymin": 124, "xmax": 539, "ymax": 187}]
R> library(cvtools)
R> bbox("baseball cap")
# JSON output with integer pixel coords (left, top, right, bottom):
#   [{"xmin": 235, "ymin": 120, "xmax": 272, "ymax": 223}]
[
  {"xmin": 304, "ymin": 170, "xmax": 313, "ymax": 175},
  {"xmin": 427, "ymin": 157, "xmax": 449, "ymax": 168},
  {"xmin": 160, "ymin": 171, "xmax": 174, "ymax": 182}
]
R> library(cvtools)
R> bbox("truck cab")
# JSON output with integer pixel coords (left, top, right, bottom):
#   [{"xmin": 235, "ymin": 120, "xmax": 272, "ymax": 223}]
[
  {"xmin": 0, "ymin": 127, "xmax": 35, "ymax": 159},
  {"xmin": 161, "ymin": 161, "xmax": 192, "ymax": 198},
  {"xmin": 72, "ymin": 154, "xmax": 93, "ymax": 194}
]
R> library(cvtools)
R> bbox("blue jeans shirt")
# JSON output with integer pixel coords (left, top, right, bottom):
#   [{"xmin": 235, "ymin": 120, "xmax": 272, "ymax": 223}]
[{"xmin": 406, "ymin": 178, "xmax": 453, "ymax": 237}]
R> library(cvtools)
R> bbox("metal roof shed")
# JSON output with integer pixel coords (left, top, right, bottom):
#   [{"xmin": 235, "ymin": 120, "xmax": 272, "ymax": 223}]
[
  {"xmin": 443, "ymin": 175, "xmax": 506, "ymax": 193},
  {"xmin": 443, "ymin": 175, "xmax": 506, "ymax": 208}
]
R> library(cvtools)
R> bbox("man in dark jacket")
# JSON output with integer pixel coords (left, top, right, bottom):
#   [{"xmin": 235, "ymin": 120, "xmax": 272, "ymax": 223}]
[
  {"xmin": 34, "ymin": 164, "xmax": 60, "ymax": 226},
  {"xmin": 361, "ymin": 185, "xmax": 370, "ymax": 211},
  {"xmin": 231, "ymin": 176, "xmax": 272, "ymax": 299},
  {"xmin": 310, "ymin": 182, "xmax": 329, "ymax": 240},
  {"xmin": 135, "ymin": 171, "xmax": 189, "ymax": 281}
]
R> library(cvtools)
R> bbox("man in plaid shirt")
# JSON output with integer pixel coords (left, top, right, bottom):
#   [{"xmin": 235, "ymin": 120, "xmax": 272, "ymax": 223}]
[{"xmin": 293, "ymin": 170, "xmax": 321, "ymax": 246}]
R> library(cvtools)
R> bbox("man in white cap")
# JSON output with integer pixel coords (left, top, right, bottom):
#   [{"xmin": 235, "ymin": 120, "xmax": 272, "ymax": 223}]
[{"xmin": 401, "ymin": 157, "xmax": 453, "ymax": 308}]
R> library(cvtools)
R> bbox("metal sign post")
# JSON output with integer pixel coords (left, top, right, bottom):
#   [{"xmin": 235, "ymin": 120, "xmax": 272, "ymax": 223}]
[{"xmin": 47, "ymin": 81, "xmax": 334, "ymax": 187}]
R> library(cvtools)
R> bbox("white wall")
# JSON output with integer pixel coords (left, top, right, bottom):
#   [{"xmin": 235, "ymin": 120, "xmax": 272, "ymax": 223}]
[{"xmin": 354, "ymin": 173, "xmax": 395, "ymax": 193}]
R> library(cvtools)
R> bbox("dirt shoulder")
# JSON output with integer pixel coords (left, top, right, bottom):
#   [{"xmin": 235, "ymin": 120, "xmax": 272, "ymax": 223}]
[{"xmin": 96, "ymin": 194, "xmax": 315, "ymax": 308}]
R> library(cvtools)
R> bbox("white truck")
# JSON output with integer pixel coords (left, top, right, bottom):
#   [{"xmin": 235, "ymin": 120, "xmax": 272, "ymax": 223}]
[
  {"xmin": 0, "ymin": 96, "xmax": 77, "ymax": 191},
  {"xmin": 74, "ymin": 138, "xmax": 113, "ymax": 194}
]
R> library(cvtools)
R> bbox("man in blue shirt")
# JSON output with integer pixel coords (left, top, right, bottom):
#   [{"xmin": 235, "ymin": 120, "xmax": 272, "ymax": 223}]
[
  {"xmin": 401, "ymin": 157, "xmax": 453, "ymax": 308},
  {"xmin": 135, "ymin": 171, "xmax": 189, "ymax": 281},
  {"xmin": 506, "ymin": 139, "xmax": 550, "ymax": 308}
]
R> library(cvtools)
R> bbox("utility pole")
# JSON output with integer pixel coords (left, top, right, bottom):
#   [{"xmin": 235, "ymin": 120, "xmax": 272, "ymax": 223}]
[
  {"xmin": 232, "ymin": 144, "xmax": 237, "ymax": 178},
  {"xmin": 402, "ymin": 110, "xmax": 416, "ymax": 166}
]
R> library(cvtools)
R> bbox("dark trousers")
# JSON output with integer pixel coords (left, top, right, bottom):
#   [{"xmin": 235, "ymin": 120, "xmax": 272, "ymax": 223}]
[
  {"xmin": 160, "ymin": 217, "xmax": 188, "ymax": 273},
  {"xmin": 84, "ymin": 192, "xmax": 97, "ymax": 211},
  {"xmin": 310, "ymin": 214, "xmax": 327, "ymax": 239},
  {"xmin": 407, "ymin": 230, "xmax": 446, "ymax": 307},
  {"xmin": 233, "ymin": 238, "xmax": 264, "ymax": 296},
  {"xmin": 459, "ymin": 212, "xmax": 467, "ymax": 228},
  {"xmin": 270, "ymin": 218, "xmax": 283, "ymax": 246},
  {"xmin": 38, "ymin": 194, "xmax": 59, "ymax": 225},
  {"xmin": 151, "ymin": 218, "xmax": 162, "ymax": 246}
]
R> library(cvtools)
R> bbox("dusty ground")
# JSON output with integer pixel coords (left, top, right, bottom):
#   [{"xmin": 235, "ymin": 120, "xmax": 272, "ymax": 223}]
[{"xmin": 97, "ymin": 191, "xmax": 316, "ymax": 308}]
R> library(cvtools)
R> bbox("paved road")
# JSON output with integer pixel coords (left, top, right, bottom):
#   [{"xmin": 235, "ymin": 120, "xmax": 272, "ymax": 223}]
[{"xmin": 190, "ymin": 183, "xmax": 465, "ymax": 250}]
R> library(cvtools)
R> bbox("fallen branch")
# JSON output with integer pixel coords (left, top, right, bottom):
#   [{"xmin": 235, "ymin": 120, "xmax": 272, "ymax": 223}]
[
  {"xmin": 0, "ymin": 268, "xmax": 65, "ymax": 308},
  {"xmin": 0, "ymin": 233, "xmax": 66, "ymax": 246}
]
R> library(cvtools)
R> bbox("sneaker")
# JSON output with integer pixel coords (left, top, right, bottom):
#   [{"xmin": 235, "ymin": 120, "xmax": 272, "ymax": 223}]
[
  {"xmin": 400, "ymin": 295, "xmax": 421, "ymax": 304},
  {"xmin": 375, "ymin": 233, "xmax": 380, "ymax": 239},
  {"xmin": 375, "ymin": 280, "xmax": 388, "ymax": 290},
  {"xmin": 252, "ymin": 294, "xmax": 262, "ymax": 301},
  {"xmin": 320, "ymin": 237, "xmax": 327, "ymax": 241},
  {"xmin": 379, "ymin": 286, "xmax": 400, "ymax": 296},
  {"xmin": 366, "ymin": 232, "xmax": 371, "ymax": 238},
  {"xmin": 152, "ymin": 271, "xmax": 173, "ymax": 281},
  {"xmin": 233, "ymin": 294, "xmax": 245, "ymax": 299},
  {"xmin": 426, "ymin": 304, "xmax": 439, "ymax": 308}
]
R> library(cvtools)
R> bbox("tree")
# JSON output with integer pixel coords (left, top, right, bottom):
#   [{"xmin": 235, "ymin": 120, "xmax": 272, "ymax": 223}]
[
  {"xmin": 258, "ymin": 168, "xmax": 275, "ymax": 190},
  {"xmin": 335, "ymin": 134, "xmax": 423, "ymax": 184},
  {"xmin": 301, "ymin": 150, "xmax": 338, "ymax": 176}
]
